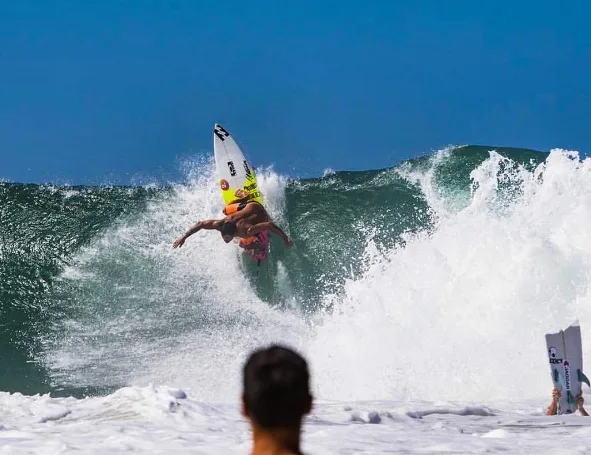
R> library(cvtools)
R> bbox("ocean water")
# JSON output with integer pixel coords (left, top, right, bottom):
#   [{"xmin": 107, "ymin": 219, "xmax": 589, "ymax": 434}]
[{"xmin": 2, "ymin": 146, "xmax": 591, "ymax": 453}]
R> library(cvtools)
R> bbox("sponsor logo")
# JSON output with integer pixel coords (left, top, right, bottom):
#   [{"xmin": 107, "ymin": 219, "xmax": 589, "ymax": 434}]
[
  {"xmin": 227, "ymin": 161, "xmax": 236, "ymax": 176},
  {"xmin": 214, "ymin": 125, "xmax": 230, "ymax": 141},
  {"xmin": 233, "ymin": 189, "xmax": 260, "ymax": 200},
  {"xmin": 243, "ymin": 160, "xmax": 252, "ymax": 177},
  {"xmin": 220, "ymin": 179, "xmax": 229, "ymax": 191},
  {"xmin": 244, "ymin": 182, "xmax": 257, "ymax": 191},
  {"xmin": 564, "ymin": 360, "xmax": 572, "ymax": 391},
  {"xmin": 549, "ymin": 346, "xmax": 563, "ymax": 364},
  {"xmin": 234, "ymin": 189, "xmax": 248, "ymax": 199}
]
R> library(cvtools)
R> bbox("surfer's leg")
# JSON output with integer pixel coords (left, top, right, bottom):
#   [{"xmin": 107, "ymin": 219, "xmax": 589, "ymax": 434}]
[
  {"xmin": 226, "ymin": 205, "xmax": 251, "ymax": 222},
  {"xmin": 246, "ymin": 201, "xmax": 270, "ymax": 223}
]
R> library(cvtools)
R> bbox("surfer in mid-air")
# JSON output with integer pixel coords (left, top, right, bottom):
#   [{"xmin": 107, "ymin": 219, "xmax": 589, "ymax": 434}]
[{"xmin": 172, "ymin": 200, "xmax": 293, "ymax": 250}]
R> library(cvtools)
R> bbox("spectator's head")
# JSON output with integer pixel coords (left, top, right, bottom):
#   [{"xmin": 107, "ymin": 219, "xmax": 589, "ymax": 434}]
[{"xmin": 242, "ymin": 344, "xmax": 312, "ymax": 430}]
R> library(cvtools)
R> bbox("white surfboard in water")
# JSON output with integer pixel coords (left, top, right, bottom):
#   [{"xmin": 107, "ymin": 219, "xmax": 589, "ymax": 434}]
[{"xmin": 545, "ymin": 321, "xmax": 590, "ymax": 413}]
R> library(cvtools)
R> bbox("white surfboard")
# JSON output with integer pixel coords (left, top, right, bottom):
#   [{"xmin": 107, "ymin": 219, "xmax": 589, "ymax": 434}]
[
  {"xmin": 213, "ymin": 124, "xmax": 263, "ymax": 207},
  {"xmin": 545, "ymin": 321, "xmax": 590, "ymax": 413},
  {"xmin": 212, "ymin": 124, "xmax": 269, "ymax": 263}
]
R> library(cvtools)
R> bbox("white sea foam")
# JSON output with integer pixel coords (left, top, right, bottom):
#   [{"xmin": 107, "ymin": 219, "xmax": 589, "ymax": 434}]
[
  {"xmin": 21, "ymin": 148, "xmax": 591, "ymax": 453},
  {"xmin": 1, "ymin": 387, "xmax": 590, "ymax": 454}
]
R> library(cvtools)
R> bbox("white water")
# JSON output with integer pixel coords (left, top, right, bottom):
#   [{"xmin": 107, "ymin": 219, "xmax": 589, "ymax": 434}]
[
  {"xmin": 309, "ymin": 149, "xmax": 591, "ymax": 403},
  {"xmin": 9, "ymin": 148, "xmax": 591, "ymax": 453},
  {"xmin": 2, "ymin": 386, "xmax": 591, "ymax": 454},
  {"xmin": 43, "ymin": 157, "xmax": 306, "ymax": 401}
]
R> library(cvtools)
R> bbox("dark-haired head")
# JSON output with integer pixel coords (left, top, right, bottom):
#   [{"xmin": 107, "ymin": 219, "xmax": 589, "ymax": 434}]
[
  {"xmin": 220, "ymin": 221, "xmax": 237, "ymax": 243},
  {"xmin": 242, "ymin": 344, "xmax": 312, "ymax": 430}
]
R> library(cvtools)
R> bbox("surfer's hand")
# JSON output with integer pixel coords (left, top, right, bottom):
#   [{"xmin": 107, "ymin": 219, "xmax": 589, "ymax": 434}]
[
  {"xmin": 577, "ymin": 391, "xmax": 585, "ymax": 408},
  {"xmin": 172, "ymin": 236, "xmax": 186, "ymax": 248},
  {"xmin": 552, "ymin": 388, "xmax": 561, "ymax": 403},
  {"xmin": 284, "ymin": 238, "xmax": 294, "ymax": 248}
]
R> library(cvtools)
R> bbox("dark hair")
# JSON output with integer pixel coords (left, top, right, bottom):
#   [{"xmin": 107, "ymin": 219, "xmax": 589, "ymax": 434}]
[
  {"xmin": 243, "ymin": 344, "xmax": 311, "ymax": 429},
  {"xmin": 220, "ymin": 221, "xmax": 237, "ymax": 237}
]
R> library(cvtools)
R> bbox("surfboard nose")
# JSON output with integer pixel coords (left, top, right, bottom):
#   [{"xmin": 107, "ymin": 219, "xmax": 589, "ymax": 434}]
[{"xmin": 213, "ymin": 124, "xmax": 230, "ymax": 141}]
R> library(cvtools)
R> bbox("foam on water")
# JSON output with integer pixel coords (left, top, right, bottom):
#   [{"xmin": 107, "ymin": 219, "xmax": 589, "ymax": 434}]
[
  {"xmin": 308, "ymin": 149, "xmax": 591, "ymax": 402},
  {"xmin": 2, "ymin": 387, "xmax": 591, "ymax": 454},
  {"xmin": 43, "ymin": 157, "xmax": 307, "ymax": 400},
  {"xmin": 18, "ymin": 148, "xmax": 591, "ymax": 453}
]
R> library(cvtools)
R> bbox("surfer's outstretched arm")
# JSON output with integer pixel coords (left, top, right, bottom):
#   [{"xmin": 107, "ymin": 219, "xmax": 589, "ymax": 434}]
[
  {"xmin": 248, "ymin": 222, "xmax": 293, "ymax": 248},
  {"xmin": 173, "ymin": 219, "xmax": 223, "ymax": 248}
]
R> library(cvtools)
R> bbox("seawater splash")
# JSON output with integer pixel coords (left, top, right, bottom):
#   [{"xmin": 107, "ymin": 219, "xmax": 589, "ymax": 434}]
[
  {"xmin": 307, "ymin": 149, "xmax": 591, "ymax": 402},
  {"xmin": 4, "ymin": 146, "xmax": 591, "ymax": 454},
  {"xmin": 42, "ymin": 158, "xmax": 307, "ymax": 401},
  {"xmin": 3, "ymin": 145, "xmax": 591, "ymax": 408}
]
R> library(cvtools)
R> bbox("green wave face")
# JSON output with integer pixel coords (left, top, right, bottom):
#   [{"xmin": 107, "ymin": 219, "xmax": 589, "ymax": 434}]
[{"xmin": 0, "ymin": 146, "xmax": 553, "ymax": 396}]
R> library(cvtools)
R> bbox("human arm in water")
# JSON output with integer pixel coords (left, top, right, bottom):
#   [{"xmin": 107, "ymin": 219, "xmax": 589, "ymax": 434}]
[
  {"xmin": 580, "ymin": 392, "xmax": 589, "ymax": 416},
  {"xmin": 546, "ymin": 388, "xmax": 559, "ymax": 415},
  {"xmin": 172, "ymin": 219, "xmax": 223, "ymax": 248},
  {"xmin": 247, "ymin": 221, "xmax": 293, "ymax": 248},
  {"xmin": 546, "ymin": 387, "xmax": 589, "ymax": 416}
]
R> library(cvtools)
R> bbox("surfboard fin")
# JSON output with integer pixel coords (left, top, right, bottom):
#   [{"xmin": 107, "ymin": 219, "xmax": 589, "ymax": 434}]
[{"xmin": 578, "ymin": 370, "xmax": 591, "ymax": 387}]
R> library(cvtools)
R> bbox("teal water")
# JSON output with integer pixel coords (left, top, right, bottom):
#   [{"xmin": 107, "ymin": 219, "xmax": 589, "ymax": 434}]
[{"xmin": 0, "ymin": 146, "xmax": 548, "ymax": 396}]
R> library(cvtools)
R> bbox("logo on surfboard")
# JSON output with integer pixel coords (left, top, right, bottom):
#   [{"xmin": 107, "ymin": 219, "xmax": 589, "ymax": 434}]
[
  {"xmin": 220, "ymin": 179, "xmax": 229, "ymax": 191},
  {"xmin": 564, "ymin": 360, "xmax": 572, "ymax": 392},
  {"xmin": 214, "ymin": 124, "xmax": 230, "ymax": 141},
  {"xmin": 227, "ymin": 161, "xmax": 236, "ymax": 176},
  {"xmin": 234, "ymin": 188, "xmax": 248, "ymax": 199},
  {"xmin": 243, "ymin": 160, "xmax": 252, "ymax": 177},
  {"xmin": 548, "ymin": 346, "xmax": 563, "ymax": 364}
]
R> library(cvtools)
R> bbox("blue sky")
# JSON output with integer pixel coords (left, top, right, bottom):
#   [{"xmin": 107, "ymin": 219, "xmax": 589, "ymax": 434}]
[{"xmin": 1, "ymin": 1, "xmax": 590, "ymax": 184}]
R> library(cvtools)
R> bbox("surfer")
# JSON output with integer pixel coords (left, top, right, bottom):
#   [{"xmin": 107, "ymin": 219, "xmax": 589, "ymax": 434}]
[
  {"xmin": 546, "ymin": 387, "xmax": 589, "ymax": 416},
  {"xmin": 172, "ymin": 200, "xmax": 293, "ymax": 249},
  {"xmin": 242, "ymin": 344, "xmax": 312, "ymax": 455}
]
